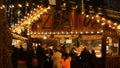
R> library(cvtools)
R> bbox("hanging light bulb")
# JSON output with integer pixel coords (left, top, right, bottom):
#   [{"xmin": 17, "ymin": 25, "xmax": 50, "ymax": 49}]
[
  {"xmin": 18, "ymin": 4, "xmax": 22, "ymax": 7},
  {"xmin": 43, "ymin": 35, "xmax": 47, "ymax": 39},
  {"xmin": 26, "ymin": 2, "xmax": 29, "ymax": 7},
  {"xmin": 97, "ymin": 8, "xmax": 102, "ymax": 15}
]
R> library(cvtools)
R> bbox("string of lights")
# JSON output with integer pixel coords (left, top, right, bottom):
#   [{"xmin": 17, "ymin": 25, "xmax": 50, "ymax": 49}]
[{"xmin": 1, "ymin": 0, "xmax": 119, "ymax": 36}]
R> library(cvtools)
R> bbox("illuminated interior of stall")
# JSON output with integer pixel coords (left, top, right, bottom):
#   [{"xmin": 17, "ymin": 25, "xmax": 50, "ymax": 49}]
[{"xmin": 7, "ymin": 0, "xmax": 119, "ymax": 57}]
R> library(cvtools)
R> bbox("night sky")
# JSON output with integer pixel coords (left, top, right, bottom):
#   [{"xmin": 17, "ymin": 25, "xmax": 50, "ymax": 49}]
[{"xmin": 106, "ymin": 0, "xmax": 120, "ymax": 11}]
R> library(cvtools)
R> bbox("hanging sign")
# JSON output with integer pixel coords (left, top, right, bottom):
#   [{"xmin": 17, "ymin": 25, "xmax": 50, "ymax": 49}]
[
  {"xmin": 49, "ymin": 0, "xmax": 56, "ymax": 5},
  {"xmin": 12, "ymin": 33, "xmax": 28, "ymax": 41},
  {"xmin": 81, "ymin": 35, "xmax": 102, "ymax": 40}
]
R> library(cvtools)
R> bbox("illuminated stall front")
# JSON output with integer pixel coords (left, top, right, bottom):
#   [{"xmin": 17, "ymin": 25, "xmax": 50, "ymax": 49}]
[{"xmin": 10, "ymin": 1, "xmax": 120, "ymax": 68}]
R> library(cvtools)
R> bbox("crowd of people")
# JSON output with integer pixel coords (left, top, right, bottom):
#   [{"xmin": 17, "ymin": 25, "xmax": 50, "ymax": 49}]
[{"xmin": 11, "ymin": 43, "xmax": 101, "ymax": 68}]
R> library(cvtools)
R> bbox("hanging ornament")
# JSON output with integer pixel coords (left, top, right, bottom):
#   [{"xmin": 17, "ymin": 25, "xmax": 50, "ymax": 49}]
[
  {"xmin": 25, "ymin": 2, "xmax": 29, "ymax": 14},
  {"xmin": 97, "ymin": 7, "xmax": 102, "ymax": 15},
  {"xmin": 89, "ymin": 5, "xmax": 94, "ymax": 15},
  {"xmin": 17, "ymin": 9, "xmax": 21, "ymax": 22}
]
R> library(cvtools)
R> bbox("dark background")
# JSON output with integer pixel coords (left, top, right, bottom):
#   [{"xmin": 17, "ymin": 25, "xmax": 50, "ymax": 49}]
[{"xmin": 105, "ymin": 0, "xmax": 120, "ymax": 11}]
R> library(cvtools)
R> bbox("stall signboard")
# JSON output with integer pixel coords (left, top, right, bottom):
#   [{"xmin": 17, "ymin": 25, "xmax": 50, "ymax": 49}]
[{"xmin": 81, "ymin": 35, "xmax": 102, "ymax": 40}]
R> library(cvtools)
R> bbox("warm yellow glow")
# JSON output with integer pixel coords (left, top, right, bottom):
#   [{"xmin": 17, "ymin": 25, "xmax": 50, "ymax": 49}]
[
  {"xmin": 91, "ymin": 17, "xmax": 94, "ymax": 19},
  {"xmin": 96, "ymin": 14, "xmax": 99, "ymax": 18},
  {"xmin": 80, "ymin": 32, "xmax": 83, "ymax": 34},
  {"xmin": 102, "ymin": 18, "xmax": 105, "ymax": 20},
  {"xmin": 109, "ymin": 25, "xmax": 112, "ymax": 27},
  {"xmin": 71, "ymin": 32, "xmax": 73, "ymax": 34},
  {"xmin": 112, "ymin": 27, "xmax": 115, "ymax": 29},
  {"xmin": 97, "ymin": 20, "xmax": 100, "ymax": 23},
  {"xmin": 11, "ymin": 5, "xmax": 119, "ymax": 34},
  {"xmin": 53, "ymin": 32, "xmax": 55, "ymax": 34},
  {"xmin": 114, "ymin": 23, "xmax": 117, "ymax": 26},
  {"xmin": 101, "ymin": 23, "xmax": 105, "ymax": 26},
  {"xmin": 75, "ymin": 32, "xmax": 78, "ymax": 34},
  {"xmin": 12, "ymin": 6, "xmax": 49, "ymax": 33},
  {"xmin": 108, "ymin": 20, "xmax": 111, "ymax": 24},
  {"xmin": 43, "ymin": 35, "xmax": 47, "ymax": 39},
  {"xmin": 97, "ymin": 31, "xmax": 100, "ymax": 34},
  {"xmin": 66, "ymin": 32, "xmax": 69, "ymax": 34},
  {"xmin": 117, "ymin": 25, "xmax": 120, "ymax": 29},
  {"xmin": 81, "ymin": 12, "xmax": 84, "ymax": 14},
  {"xmin": 18, "ymin": 4, "xmax": 22, "ymax": 7},
  {"xmin": 47, "ymin": 6, "xmax": 51, "ymax": 9},
  {"xmin": 91, "ymin": 32, "xmax": 94, "ymax": 34},
  {"xmin": 57, "ymin": 32, "xmax": 60, "ymax": 34},
  {"xmin": 85, "ymin": 31, "xmax": 89, "ymax": 34},
  {"xmin": 43, "ymin": 8, "xmax": 47, "ymax": 12},
  {"xmin": 101, "ymin": 30, "xmax": 103, "ymax": 32},
  {"xmin": 86, "ymin": 15, "xmax": 89, "ymax": 18},
  {"xmin": 62, "ymin": 32, "xmax": 64, "ymax": 34}
]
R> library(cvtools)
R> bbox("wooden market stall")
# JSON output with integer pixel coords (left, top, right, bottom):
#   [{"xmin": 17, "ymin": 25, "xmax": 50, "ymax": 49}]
[{"xmin": 10, "ymin": 0, "xmax": 120, "ymax": 68}]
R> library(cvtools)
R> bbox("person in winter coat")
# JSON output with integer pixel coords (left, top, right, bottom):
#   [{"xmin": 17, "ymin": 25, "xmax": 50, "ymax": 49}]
[
  {"xmin": 51, "ymin": 47, "xmax": 62, "ymax": 68},
  {"xmin": 61, "ymin": 53, "xmax": 71, "ymax": 68}
]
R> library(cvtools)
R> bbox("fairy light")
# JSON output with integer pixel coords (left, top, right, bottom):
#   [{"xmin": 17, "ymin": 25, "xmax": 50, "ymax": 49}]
[
  {"xmin": 101, "ymin": 30, "xmax": 103, "ymax": 33},
  {"xmin": 26, "ymin": 2, "xmax": 29, "ymax": 7},
  {"xmin": 102, "ymin": 18, "xmax": 105, "ymax": 21},
  {"xmin": 71, "ymin": 31, "xmax": 73, "ymax": 34},
  {"xmin": 62, "ymin": 32, "xmax": 64, "ymax": 34},
  {"xmin": 85, "ymin": 31, "xmax": 89, "ymax": 34},
  {"xmin": 53, "ymin": 32, "xmax": 55, "ymax": 34},
  {"xmin": 108, "ymin": 20, "xmax": 111, "ymax": 24},
  {"xmin": 27, "ymin": 32, "xmax": 30, "ymax": 35},
  {"xmin": 96, "ymin": 14, "xmax": 99, "ymax": 18},
  {"xmin": 114, "ymin": 23, "xmax": 117, "ymax": 26},
  {"xmin": 45, "ymin": 32, "xmax": 47, "ymax": 35},
  {"xmin": 112, "ymin": 27, "xmax": 115, "ymax": 29},
  {"xmin": 12, "ymin": 6, "xmax": 49, "ymax": 33},
  {"xmin": 101, "ymin": 23, "xmax": 105, "ymax": 26},
  {"xmin": 57, "ymin": 32, "xmax": 60, "ymax": 34},
  {"xmin": 97, "ymin": 31, "xmax": 100, "ymax": 34},
  {"xmin": 43, "ymin": 35, "xmax": 47, "ymax": 39},
  {"xmin": 49, "ymin": 32, "xmax": 52, "ymax": 34},
  {"xmin": 80, "ymin": 32, "xmax": 83, "ymax": 34},
  {"xmin": 75, "ymin": 32, "xmax": 78, "ymax": 34},
  {"xmin": 86, "ymin": 15, "xmax": 89, "ymax": 18},
  {"xmin": 97, "ymin": 20, "xmax": 100, "ymax": 23},
  {"xmin": 10, "ymin": 3, "xmax": 119, "ymax": 35},
  {"xmin": 91, "ymin": 31, "xmax": 94, "ymax": 34},
  {"xmin": 66, "ymin": 32, "xmax": 69, "ymax": 34},
  {"xmin": 109, "ymin": 25, "xmax": 112, "ymax": 27},
  {"xmin": 29, "ymin": 30, "xmax": 108, "ymax": 35},
  {"xmin": 81, "ymin": 12, "xmax": 84, "ymax": 14},
  {"xmin": 18, "ymin": 4, "xmax": 22, "ymax": 7},
  {"xmin": 91, "ymin": 16, "xmax": 94, "ymax": 19}
]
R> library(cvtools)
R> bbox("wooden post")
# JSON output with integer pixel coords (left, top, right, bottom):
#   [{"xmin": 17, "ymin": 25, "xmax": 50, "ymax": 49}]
[
  {"xmin": 101, "ymin": 25, "xmax": 107, "ymax": 68},
  {"xmin": 119, "ymin": 38, "xmax": 120, "ymax": 54},
  {"xmin": 102, "ymin": 36, "xmax": 107, "ymax": 68}
]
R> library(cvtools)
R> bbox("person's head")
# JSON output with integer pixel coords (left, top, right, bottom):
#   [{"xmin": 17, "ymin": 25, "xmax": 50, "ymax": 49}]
[
  {"xmin": 41, "ymin": 43, "xmax": 47, "ymax": 49},
  {"xmin": 20, "ymin": 45, "xmax": 22, "ymax": 47},
  {"xmin": 63, "ymin": 53, "xmax": 69, "ymax": 60},
  {"xmin": 12, "ymin": 45, "xmax": 15, "ymax": 47},
  {"xmin": 92, "ymin": 49, "xmax": 95, "ymax": 53}
]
